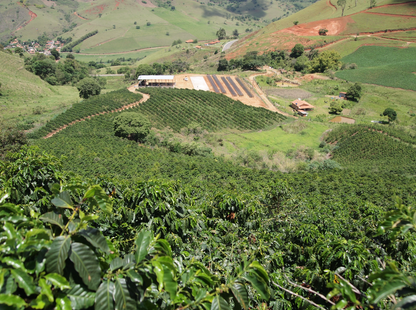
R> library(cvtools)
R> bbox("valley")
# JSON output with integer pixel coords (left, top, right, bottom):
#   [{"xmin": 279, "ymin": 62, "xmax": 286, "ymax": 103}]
[{"xmin": 1, "ymin": 0, "xmax": 416, "ymax": 309}]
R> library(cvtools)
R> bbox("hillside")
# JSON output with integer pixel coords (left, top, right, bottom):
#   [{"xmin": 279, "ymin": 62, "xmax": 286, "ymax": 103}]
[
  {"xmin": 1, "ymin": 0, "xmax": 317, "ymax": 57},
  {"xmin": 226, "ymin": 0, "xmax": 416, "ymax": 59},
  {"xmin": 0, "ymin": 51, "xmax": 79, "ymax": 128}
]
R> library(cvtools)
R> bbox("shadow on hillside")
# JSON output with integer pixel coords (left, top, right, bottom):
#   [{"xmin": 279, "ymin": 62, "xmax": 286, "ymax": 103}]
[{"xmin": 201, "ymin": 0, "xmax": 268, "ymax": 19}]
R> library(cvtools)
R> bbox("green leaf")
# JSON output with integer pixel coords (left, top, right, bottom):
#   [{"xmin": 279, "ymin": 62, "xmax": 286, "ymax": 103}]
[
  {"xmin": 3, "ymin": 222, "xmax": 16, "ymax": 240},
  {"xmin": 153, "ymin": 239, "xmax": 172, "ymax": 257},
  {"xmin": 135, "ymin": 230, "xmax": 151, "ymax": 263},
  {"xmin": 162, "ymin": 263, "xmax": 177, "ymax": 300},
  {"xmin": 152, "ymin": 261, "xmax": 164, "ymax": 291},
  {"xmin": 65, "ymin": 284, "xmax": 96, "ymax": 310},
  {"xmin": 95, "ymin": 280, "xmax": 115, "ymax": 310},
  {"xmin": 0, "ymin": 294, "xmax": 26, "ymax": 307},
  {"xmin": 56, "ymin": 295, "xmax": 72, "ymax": 310},
  {"xmin": 231, "ymin": 283, "xmax": 249, "ymax": 310},
  {"xmin": 83, "ymin": 185, "xmax": 112, "ymax": 215},
  {"xmin": 44, "ymin": 273, "xmax": 71, "ymax": 290},
  {"xmin": 30, "ymin": 293, "xmax": 52, "ymax": 309},
  {"xmin": 392, "ymin": 295, "xmax": 416, "ymax": 310},
  {"xmin": 126, "ymin": 270, "xmax": 143, "ymax": 285},
  {"xmin": 52, "ymin": 192, "xmax": 74, "ymax": 210},
  {"xmin": 39, "ymin": 278, "xmax": 54, "ymax": 302},
  {"xmin": 248, "ymin": 261, "xmax": 269, "ymax": 283},
  {"xmin": 211, "ymin": 295, "xmax": 230, "ymax": 310},
  {"xmin": 78, "ymin": 228, "xmax": 110, "ymax": 254},
  {"xmin": 0, "ymin": 271, "xmax": 17, "ymax": 294},
  {"xmin": 46, "ymin": 236, "xmax": 71, "ymax": 275},
  {"xmin": 10, "ymin": 269, "xmax": 36, "ymax": 296},
  {"xmin": 1, "ymin": 257, "xmax": 26, "ymax": 271},
  {"xmin": 241, "ymin": 272, "xmax": 270, "ymax": 300},
  {"xmin": 114, "ymin": 278, "xmax": 136, "ymax": 310},
  {"xmin": 69, "ymin": 242, "xmax": 101, "ymax": 291},
  {"xmin": 40, "ymin": 212, "xmax": 64, "ymax": 229},
  {"xmin": 372, "ymin": 280, "xmax": 406, "ymax": 304},
  {"xmin": 110, "ymin": 257, "xmax": 124, "ymax": 271},
  {"xmin": 26, "ymin": 228, "xmax": 51, "ymax": 241}
]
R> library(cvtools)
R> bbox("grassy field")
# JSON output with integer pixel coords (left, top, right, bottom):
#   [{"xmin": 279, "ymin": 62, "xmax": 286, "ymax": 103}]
[
  {"xmin": 380, "ymin": 30, "xmax": 416, "ymax": 42},
  {"xmin": 344, "ymin": 13, "xmax": 416, "ymax": 34},
  {"xmin": 221, "ymin": 121, "xmax": 329, "ymax": 153},
  {"xmin": 370, "ymin": 3, "xmax": 416, "ymax": 15},
  {"xmin": 336, "ymin": 46, "xmax": 416, "ymax": 91},
  {"xmin": 67, "ymin": 49, "xmax": 160, "ymax": 63},
  {"xmin": 0, "ymin": 52, "xmax": 79, "ymax": 128},
  {"xmin": 320, "ymin": 36, "xmax": 413, "ymax": 57}
]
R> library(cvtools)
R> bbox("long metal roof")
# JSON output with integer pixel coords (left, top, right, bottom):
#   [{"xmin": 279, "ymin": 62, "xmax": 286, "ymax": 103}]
[{"xmin": 138, "ymin": 75, "xmax": 174, "ymax": 80}]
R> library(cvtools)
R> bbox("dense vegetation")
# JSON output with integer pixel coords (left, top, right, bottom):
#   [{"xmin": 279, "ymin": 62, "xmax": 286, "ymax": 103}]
[
  {"xmin": 325, "ymin": 124, "xmax": 416, "ymax": 174},
  {"xmin": 61, "ymin": 30, "xmax": 99, "ymax": 53},
  {"xmin": 24, "ymin": 53, "xmax": 90, "ymax": 86}
]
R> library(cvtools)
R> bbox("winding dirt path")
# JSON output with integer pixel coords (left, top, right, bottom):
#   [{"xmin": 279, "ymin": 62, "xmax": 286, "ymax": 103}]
[
  {"xmin": 73, "ymin": 12, "xmax": 88, "ymax": 20},
  {"xmin": 364, "ymin": 11, "xmax": 416, "ymax": 17},
  {"xmin": 43, "ymin": 92, "xmax": 149, "ymax": 139},
  {"xmin": 15, "ymin": 3, "xmax": 37, "ymax": 32},
  {"xmin": 248, "ymin": 67, "xmax": 295, "ymax": 118},
  {"xmin": 327, "ymin": 0, "xmax": 337, "ymax": 11}
]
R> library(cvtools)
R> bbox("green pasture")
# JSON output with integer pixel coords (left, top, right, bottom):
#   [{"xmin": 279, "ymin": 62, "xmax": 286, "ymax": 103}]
[
  {"xmin": 336, "ymin": 46, "xmax": 416, "ymax": 91},
  {"xmin": 222, "ymin": 121, "xmax": 329, "ymax": 154},
  {"xmin": 67, "ymin": 49, "xmax": 159, "ymax": 63},
  {"xmin": 320, "ymin": 36, "xmax": 410, "ymax": 57},
  {"xmin": 0, "ymin": 51, "xmax": 79, "ymax": 128},
  {"xmin": 345, "ymin": 13, "xmax": 416, "ymax": 34},
  {"xmin": 370, "ymin": 3, "xmax": 416, "ymax": 15},
  {"xmin": 380, "ymin": 30, "xmax": 416, "ymax": 42}
]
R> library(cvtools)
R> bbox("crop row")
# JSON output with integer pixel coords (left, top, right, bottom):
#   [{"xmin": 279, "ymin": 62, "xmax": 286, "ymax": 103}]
[
  {"xmin": 136, "ymin": 88, "xmax": 286, "ymax": 131},
  {"xmin": 30, "ymin": 89, "xmax": 142, "ymax": 139}
]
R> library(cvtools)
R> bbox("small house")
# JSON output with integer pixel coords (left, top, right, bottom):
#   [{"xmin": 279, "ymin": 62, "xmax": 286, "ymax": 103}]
[
  {"xmin": 339, "ymin": 92, "xmax": 347, "ymax": 99},
  {"xmin": 137, "ymin": 75, "xmax": 175, "ymax": 88},
  {"xmin": 195, "ymin": 45, "xmax": 202, "ymax": 49},
  {"xmin": 185, "ymin": 40, "xmax": 194, "ymax": 43},
  {"xmin": 291, "ymin": 99, "xmax": 315, "ymax": 117}
]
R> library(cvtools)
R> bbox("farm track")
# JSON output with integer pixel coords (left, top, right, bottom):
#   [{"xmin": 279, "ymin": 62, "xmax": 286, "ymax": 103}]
[
  {"xmin": 327, "ymin": 0, "xmax": 337, "ymax": 11},
  {"xmin": 363, "ymin": 11, "xmax": 416, "ymax": 17},
  {"xmin": 248, "ymin": 68, "xmax": 296, "ymax": 118},
  {"xmin": 43, "ymin": 92, "xmax": 149, "ymax": 139}
]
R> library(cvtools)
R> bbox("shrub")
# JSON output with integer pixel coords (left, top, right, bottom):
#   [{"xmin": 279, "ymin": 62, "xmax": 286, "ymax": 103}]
[{"xmin": 113, "ymin": 112, "xmax": 151, "ymax": 142}]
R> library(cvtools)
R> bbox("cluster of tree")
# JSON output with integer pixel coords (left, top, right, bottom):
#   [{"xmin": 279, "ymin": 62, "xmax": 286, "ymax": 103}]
[
  {"xmin": 24, "ymin": 53, "xmax": 89, "ymax": 86},
  {"xmin": 218, "ymin": 44, "xmax": 341, "ymax": 73},
  {"xmin": 329, "ymin": 83, "xmax": 363, "ymax": 113},
  {"xmin": 61, "ymin": 30, "xmax": 98, "ymax": 53},
  {"xmin": 128, "ymin": 60, "xmax": 190, "ymax": 79}
]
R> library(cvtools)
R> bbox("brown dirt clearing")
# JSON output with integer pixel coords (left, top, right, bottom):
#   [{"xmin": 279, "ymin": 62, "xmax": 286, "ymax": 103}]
[{"xmin": 279, "ymin": 16, "xmax": 355, "ymax": 36}]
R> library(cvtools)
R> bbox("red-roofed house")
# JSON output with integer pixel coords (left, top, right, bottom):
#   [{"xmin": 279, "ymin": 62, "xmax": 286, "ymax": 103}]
[{"xmin": 291, "ymin": 99, "xmax": 314, "ymax": 116}]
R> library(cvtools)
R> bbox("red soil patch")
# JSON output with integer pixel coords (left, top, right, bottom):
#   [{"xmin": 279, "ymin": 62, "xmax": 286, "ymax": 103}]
[
  {"xmin": 15, "ymin": 3, "xmax": 37, "ymax": 32},
  {"xmin": 369, "ymin": 1, "xmax": 416, "ymax": 9},
  {"xmin": 114, "ymin": 0, "xmax": 124, "ymax": 10},
  {"xmin": 279, "ymin": 16, "xmax": 355, "ymax": 36},
  {"xmin": 84, "ymin": 4, "xmax": 107, "ymax": 15}
]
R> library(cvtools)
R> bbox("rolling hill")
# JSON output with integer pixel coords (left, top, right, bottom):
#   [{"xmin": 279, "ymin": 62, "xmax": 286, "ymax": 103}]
[
  {"xmin": 1, "ymin": 0, "xmax": 317, "ymax": 55},
  {"xmin": 226, "ymin": 0, "xmax": 416, "ymax": 59}
]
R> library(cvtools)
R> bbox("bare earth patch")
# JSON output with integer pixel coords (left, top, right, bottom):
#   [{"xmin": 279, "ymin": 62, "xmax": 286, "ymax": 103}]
[
  {"xmin": 279, "ymin": 16, "xmax": 355, "ymax": 36},
  {"xmin": 266, "ymin": 88, "xmax": 312, "ymax": 100}
]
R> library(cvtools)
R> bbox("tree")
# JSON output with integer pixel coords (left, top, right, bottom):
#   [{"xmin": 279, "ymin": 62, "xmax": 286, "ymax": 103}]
[
  {"xmin": 50, "ymin": 48, "xmax": 60, "ymax": 60},
  {"xmin": 76, "ymin": 78, "xmax": 101, "ymax": 99},
  {"xmin": 113, "ymin": 112, "xmax": 151, "ymax": 142},
  {"xmin": 14, "ymin": 47, "xmax": 24, "ymax": 57},
  {"xmin": 0, "ymin": 122, "xmax": 27, "ymax": 157},
  {"xmin": 293, "ymin": 21, "xmax": 299, "ymax": 25},
  {"xmin": 337, "ymin": 0, "xmax": 347, "ymax": 16},
  {"xmin": 346, "ymin": 83, "xmax": 362, "ymax": 102},
  {"xmin": 217, "ymin": 58, "xmax": 229, "ymax": 71},
  {"xmin": 66, "ymin": 53, "xmax": 75, "ymax": 59},
  {"xmin": 329, "ymin": 101, "xmax": 343, "ymax": 114},
  {"xmin": 290, "ymin": 43, "xmax": 304, "ymax": 58},
  {"xmin": 294, "ymin": 55, "xmax": 310, "ymax": 72},
  {"xmin": 136, "ymin": 64, "xmax": 156, "ymax": 78},
  {"xmin": 308, "ymin": 50, "xmax": 341, "ymax": 73},
  {"xmin": 383, "ymin": 108, "xmax": 397, "ymax": 122},
  {"xmin": 147, "ymin": 22, "xmax": 151, "ymax": 26},
  {"xmin": 232, "ymin": 29, "xmax": 239, "ymax": 37},
  {"xmin": 216, "ymin": 28, "xmax": 226, "ymax": 40},
  {"xmin": 0, "ymin": 82, "xmax": 2, "ymax": 96}
]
